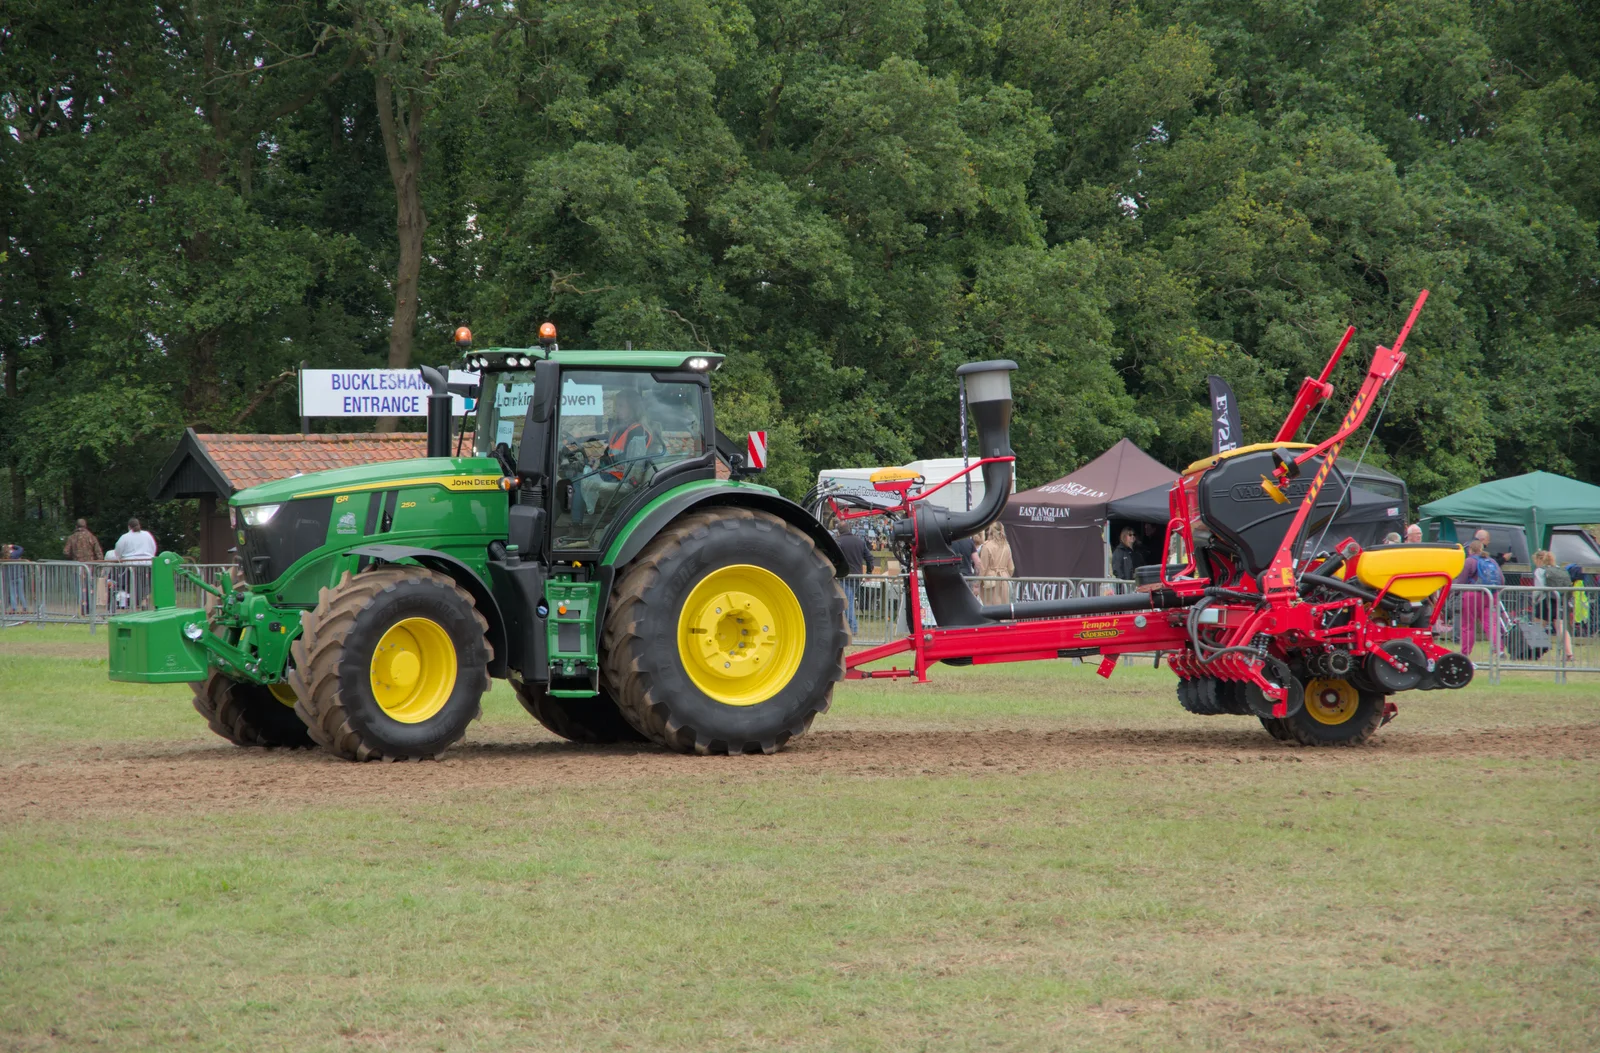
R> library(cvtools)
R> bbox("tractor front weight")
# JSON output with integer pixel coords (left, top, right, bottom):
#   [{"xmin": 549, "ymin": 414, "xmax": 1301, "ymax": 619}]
[{"xmin": 109, "ymin": 551, "xmax": 300, "ymax": 690}]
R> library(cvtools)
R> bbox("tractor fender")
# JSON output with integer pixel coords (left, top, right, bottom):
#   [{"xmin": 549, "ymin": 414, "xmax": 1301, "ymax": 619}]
[
  {"xmin": 605, "ymin": 484, "xmax": 848, "ymax": 577},
  {"xmin": 347, "ymin": 544, "xmax": 509, "ymax": 679}
]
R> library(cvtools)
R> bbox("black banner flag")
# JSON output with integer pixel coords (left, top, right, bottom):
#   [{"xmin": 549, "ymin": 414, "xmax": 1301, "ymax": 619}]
[{"xmin": 1207, "ymin": 375, "xmax": 1242, "ymax": 454}]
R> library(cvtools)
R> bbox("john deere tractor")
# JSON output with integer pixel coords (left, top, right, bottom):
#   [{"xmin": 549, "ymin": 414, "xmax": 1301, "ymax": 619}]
[{"xmin": 109, "ymin": 328, "xmax": 850, "ymax": 759}]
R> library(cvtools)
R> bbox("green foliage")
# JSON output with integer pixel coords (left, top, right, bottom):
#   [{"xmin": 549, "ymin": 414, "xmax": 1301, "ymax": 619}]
[{"xmin": 3, "ymin": 0, "xmax": 1597, "ymax": 551}]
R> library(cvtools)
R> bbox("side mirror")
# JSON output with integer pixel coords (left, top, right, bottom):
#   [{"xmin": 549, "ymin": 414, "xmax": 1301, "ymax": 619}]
[
  {"xmin": 529, "ymin": 359, "xmax": 559, "ymax": 424},
  {"xmin": 517, "ymin": 359, "xmax": 560, "ymax": 478}
]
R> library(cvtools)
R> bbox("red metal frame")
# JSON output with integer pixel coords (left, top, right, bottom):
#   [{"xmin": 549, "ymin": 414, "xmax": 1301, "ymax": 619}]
[
  {"xmin": 842, "ymin": 291, "xmax": 1456, "ymax": 722},
  {"xmin": 1275, "ymin": 325, "xmax": 1354, "ymax": 443}
]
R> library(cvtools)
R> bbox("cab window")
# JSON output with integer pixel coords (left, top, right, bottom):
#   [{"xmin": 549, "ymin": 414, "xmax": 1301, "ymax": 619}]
[
  {"xmin": 472, "ymin": 372, "xmax": 538, "ymax": 459},
  {"xmin": 551, "ymin": 371, "xmax": 705, "ymax": 550}
]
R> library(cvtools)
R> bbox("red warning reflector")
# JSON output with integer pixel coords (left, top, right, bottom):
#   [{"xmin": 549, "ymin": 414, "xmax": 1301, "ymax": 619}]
[{"xmin": 746, "ymin": 430, "xmax": 768, "ymax": 470}]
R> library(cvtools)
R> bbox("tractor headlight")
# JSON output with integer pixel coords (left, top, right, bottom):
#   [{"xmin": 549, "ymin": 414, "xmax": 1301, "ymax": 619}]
[
  {"xmin": 242, "ymin": 504, "xmax": 281, "ymax": 527},
  {"xmin": 687, "ymin": 356, "xmax": 710, "ymax": 371}
]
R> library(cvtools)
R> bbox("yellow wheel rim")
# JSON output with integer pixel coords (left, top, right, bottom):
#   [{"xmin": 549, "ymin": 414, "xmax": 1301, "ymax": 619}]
[
  {"xmin": 369, "ymin": 617, "xmax": 457, "ymax": 723},
  {"xmin": 677, "ymin": 564, "xmax": 806, "ymax": 707},
  {"xmin": 1304, "ymin": 678, "xmax": 1360, "ymax": 726},
  {"xmin": 268, "ymin": 682, "xmax": 298, "ymax": 707}
]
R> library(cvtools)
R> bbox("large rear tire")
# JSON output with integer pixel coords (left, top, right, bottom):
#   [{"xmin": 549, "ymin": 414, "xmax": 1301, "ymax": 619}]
[
  {"xmin": 511, "ymin": 678, "xmax": 649, "ymax": 744},
  {"xmin": 603, "ymin": 508, "xmax": 847, "ymax": 755},
  {"xmin": 1284, "ymin": 677, "xmax": 1385, "ymax": 746},
  {"xmin": 191, "ymin": 671, "xmax": 314, "ymax": 748},
  {"xmin": 288, "ymin": 567, "xmax": 491, "ymax": 761}
]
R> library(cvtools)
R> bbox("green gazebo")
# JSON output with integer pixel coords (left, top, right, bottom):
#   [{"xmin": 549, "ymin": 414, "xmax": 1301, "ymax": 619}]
[{"xmin": 1419, "ymin": 471, "xmax": 1600, "ymax": 549}]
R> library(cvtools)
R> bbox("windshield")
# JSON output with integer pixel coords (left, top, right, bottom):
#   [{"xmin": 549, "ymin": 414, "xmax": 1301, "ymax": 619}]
[
  {"xmin": 551, "ymin": 370, "xmax": 707, "ymax": 550},
  {"xmin": 471, "ymin": 371, "xmax": 538, "ymax": 458}
]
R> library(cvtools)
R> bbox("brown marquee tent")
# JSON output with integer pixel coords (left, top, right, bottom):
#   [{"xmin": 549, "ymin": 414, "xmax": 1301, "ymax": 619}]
[{"xmin": 1000, "ymin": 439, "xmax": 1177, "ymax": 578}]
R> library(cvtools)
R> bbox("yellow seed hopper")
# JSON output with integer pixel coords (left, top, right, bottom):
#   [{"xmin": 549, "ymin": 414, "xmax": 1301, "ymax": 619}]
[{"xmin": 1352, "ymin": 543, "xmax": 1465, "ymax": 601}]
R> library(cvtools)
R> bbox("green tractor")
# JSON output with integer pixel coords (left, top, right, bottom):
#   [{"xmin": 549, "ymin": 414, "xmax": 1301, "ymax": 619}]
[{"xmin": 109, "ymin": 329, "xmax": 850, "ymax": 759}]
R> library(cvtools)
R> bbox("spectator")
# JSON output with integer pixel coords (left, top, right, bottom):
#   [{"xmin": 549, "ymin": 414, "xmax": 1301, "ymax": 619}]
[
  {"xmin": 1405, "ymin": 523, "xmax": 1423, "ymax": 543},
  {"xmin": 1459, "ymin": 539, "xmax": 1502, "ymax": 661},
  {"xmin": 1472, "ymin": 527, "xmax": 1514, "ymax": 566},
  {"xmin": 1382, "ymin": 531, "xmax": 1402, "ymax": 545},
  {"xmin": 975, "ymin": 525, "xmax": 1014, "ymax": 606},
  {"xmin": 63, "ymin": 519, "xmax": 103, "ymax": 562},
  {"xmin": 1139, "ymin": 522, "xmax": 1164, "ymax": 568},
  {"xmin": 1532, "ymin": 550, "xmax": 1575, "ymax": 661},
  {"xmin": 833, "ymin": 524, "xmax": 874, "ymax": 636},
  {"xmin": 104, "ymin": 550, "xmax": 125, "ymax": 610},
  {"xmin": 1111, "ymin": 526, "xmax": 1138, "ymax": 581},
  {"xmin": 63, "ymin": 519, "xmax": 103, "ymax": 615},
  {"xmin": 1, "ymin": 541, "xmax": 24, "ymax": 614},
  {"xmin": 113, "ymin": 517, "xmax": 158, "ymax": 610}
]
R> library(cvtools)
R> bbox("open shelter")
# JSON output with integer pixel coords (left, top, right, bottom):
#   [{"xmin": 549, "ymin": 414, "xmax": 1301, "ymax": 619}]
[
  {"xmin": 1420, "ymin": 471, "xmax": 1600, "ymax": 551},
  {"xmin": 1000, "ymin": 440, "xmax": 1176, "ymax": 577}
]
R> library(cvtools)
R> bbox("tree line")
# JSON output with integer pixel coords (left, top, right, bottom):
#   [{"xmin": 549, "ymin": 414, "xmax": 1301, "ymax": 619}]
[{"xmin": 3, "ymin": 0, "xmax": 1597, "ymax": 553}]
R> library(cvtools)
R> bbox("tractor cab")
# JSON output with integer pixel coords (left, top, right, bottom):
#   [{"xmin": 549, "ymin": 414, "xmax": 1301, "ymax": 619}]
[{"xmin": 459, "ymin": 337, "xmax": 722, "ymax": 563}]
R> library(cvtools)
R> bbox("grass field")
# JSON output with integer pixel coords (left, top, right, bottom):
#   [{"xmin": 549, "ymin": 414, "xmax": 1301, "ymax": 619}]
[{"xmin": 1, "ymin": 624, "xmax": 1597, "ymax": 1052}]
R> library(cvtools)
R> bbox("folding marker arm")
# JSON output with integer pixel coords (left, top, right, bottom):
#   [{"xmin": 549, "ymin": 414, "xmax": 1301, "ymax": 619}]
[
  {"xmin": 1260, "ymin": 290, "xmax": 1429, "ymax": 594},
  {"xmin": 1274, "ymin": 325, "xmax": 1354, "ymax": 443},
  {"xmin": 1282, "ymin": 291, "xmax": 1427, "ymax": 473}
]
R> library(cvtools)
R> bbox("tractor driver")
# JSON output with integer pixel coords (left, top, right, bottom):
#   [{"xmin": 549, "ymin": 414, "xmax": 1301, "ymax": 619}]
[{"xmin": 569, "ymin": 387, "xmax": 662, "ymax": 528}]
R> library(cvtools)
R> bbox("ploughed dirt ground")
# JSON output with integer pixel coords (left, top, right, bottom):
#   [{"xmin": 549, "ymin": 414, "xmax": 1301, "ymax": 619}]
[
  {"xmin": 7, "ymin": 710, "xmax": 1599, "ymax": 820},
  {"xmin": 4, "ymin": 623, "xmax": 1599, "ymax": 820}
]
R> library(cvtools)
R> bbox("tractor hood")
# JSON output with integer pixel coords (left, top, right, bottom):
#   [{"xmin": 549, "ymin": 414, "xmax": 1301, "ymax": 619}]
[{"xmin": 229, "ymin": 456, "xmax": 504, "ymax": 509}]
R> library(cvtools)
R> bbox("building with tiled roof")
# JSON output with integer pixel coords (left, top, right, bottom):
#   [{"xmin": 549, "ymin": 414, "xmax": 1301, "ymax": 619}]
[{"xmin": 151, "ymin": 429, "xmax": 428, "ymax": 563}]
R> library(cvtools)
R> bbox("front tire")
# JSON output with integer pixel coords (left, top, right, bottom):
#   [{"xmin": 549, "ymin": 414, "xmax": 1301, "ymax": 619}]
[
  {"xmin": 511, "ymin": 678, "xmax": 649, "ymax": 744},
  {"xmin": 288, "ymin": 567, "xmax": 491, "ymax": 761},
  {"xmin": 603, "ymin": 508, "xmax": 848, "ymax": 755},
  {"xmin": 191, "ymin": 671, "xmax": 314, "ymax": 748}
]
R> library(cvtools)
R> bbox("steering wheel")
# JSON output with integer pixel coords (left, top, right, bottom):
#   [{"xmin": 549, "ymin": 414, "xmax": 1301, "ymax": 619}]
[{"xmin": 569, "ymin": 452, "xmax": 662, "ymax": 488}]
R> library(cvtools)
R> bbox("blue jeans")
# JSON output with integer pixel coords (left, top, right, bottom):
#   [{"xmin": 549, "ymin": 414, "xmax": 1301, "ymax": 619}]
[
  {"xmin": 842, "ymin": 577, "xmax": 858, "ymax": 635},
  {"xmin": 3, "ymin": 566, "xmax": 25, "ymax": 612}
]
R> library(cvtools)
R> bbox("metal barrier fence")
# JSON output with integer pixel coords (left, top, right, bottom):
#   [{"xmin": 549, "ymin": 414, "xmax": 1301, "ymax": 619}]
[
  {"xmin": 9, "ymin": 562, "xmax": 1593, "ymax": 681},
  {"xmin": 0, "ymin": 561, "xmax": 94, "ymax": 625},
  {"xmin": 0, "ymin": 561, "xmax": 236, "ymax": 631},
  {"xmin": 1434, "ymin": 584, "xmax": 1600, "ymax": 683},
  {"xmin": 0, "ymin": 564, "xmax": 1113, "ymax": 641}
]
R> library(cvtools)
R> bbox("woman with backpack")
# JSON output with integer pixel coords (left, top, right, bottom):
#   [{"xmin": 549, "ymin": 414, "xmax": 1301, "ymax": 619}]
[
  {"xmin": 1532, "ymin": 550, "xmax": 1575, "ymax": 661},
  {"xmin": 1458, "ymin": 540, "xmax": 1502, "ymax": 661}
]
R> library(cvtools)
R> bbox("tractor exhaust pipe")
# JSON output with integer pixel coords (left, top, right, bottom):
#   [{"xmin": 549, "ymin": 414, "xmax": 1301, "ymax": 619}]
[
  {"xmin": 897, "ymin": 360, "xmax": 1019, "ymax": 627},
  {"xmin": 418, "ymin": 364, "xmax": 453, "ymax": 459}
]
